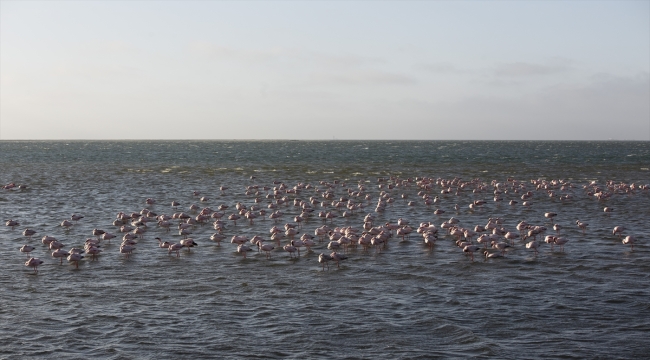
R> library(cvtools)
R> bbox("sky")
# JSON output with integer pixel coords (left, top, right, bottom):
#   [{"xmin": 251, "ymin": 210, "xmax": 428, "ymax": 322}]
[{"xmin": 1, "ymin": 1, "xmax": 649, "ymax": 140}]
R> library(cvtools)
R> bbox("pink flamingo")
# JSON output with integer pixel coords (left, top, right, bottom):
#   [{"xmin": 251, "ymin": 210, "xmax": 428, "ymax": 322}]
[
  {"xmin": 612, "ymin": 226, "xmax": 625, "ymax": 238},
  {"xmin": 52, "ymin": 249, "xmax": 70, "ymax": 264},
  {"xmin": 180, "ymin": 238, "xmax": 198, "ymax": 252},
  {"xmin": 463, "ymin": 245, "xmax": 480, "ymax": 261},
  {"xmin": 283, "ymin": 243, "xmax": 297, "ymax": 258},
  {"xmin": 554, "ymin": 237, "xmax": 569, "ymax": 251},
  {"xmin": 19, "ymin": 245, "xmax": 35, "ymax": 257},
  {"xmin": 5, "ymin": 220, "xmax": 19, "ymax": 230},
  {"xmin": 330, "ymin": 252, "xmax": 348, "ymax": 268},
  {"xmin": 25, "ymin": 258, "xmax": 43, "ymax": 273},
  {"xmin": 120, "ymin": 244, "xmax": 136, "ymax": 258},
  {"xmin": 168, "ymin": 243, "xmax": 182, "ymax": 257},
  {"xmin": 23, "ymin": 228, "xmax": 36, "ymax": 240},
  {"xmin": 258, "ymin": 241, "xmax": 275, "ymax": 259},
  {"xmin": 525, "ymin": 240, "xmax": 539, "ymax": 255},
  {"xmin": 622, "ymin": 235, "xmax": 636, "ymax": 251},
  {"xmin": 67, "ymin": 253, "xmax": 84, "ymax": 268},
  {"xmin": 237, "ymin": 244, "xmax": 252, "ymax": 258}
]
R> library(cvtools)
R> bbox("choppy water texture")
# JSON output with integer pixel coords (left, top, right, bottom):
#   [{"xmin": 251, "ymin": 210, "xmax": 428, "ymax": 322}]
[{"xmin": 1, "ymin": 141, "xmax": 649, "ymax": 359}]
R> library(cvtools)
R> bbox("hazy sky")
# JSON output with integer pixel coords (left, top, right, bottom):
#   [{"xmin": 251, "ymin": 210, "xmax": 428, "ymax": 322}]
[{"xmin": 1, "ymin": 1, "xmax": 648, "ymax": 140}]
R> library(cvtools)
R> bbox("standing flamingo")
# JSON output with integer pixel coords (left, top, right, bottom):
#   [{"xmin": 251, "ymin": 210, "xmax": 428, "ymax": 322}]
[
  {"xmin": 318, "ymin": 253, "xmax": 332, "ymax": 270},
  {"xmin": 19, "ymin": 245, "xmax": 35, "ymax": 257},
  {"xmin": 25, "ymin": 258, "xmax": 44, "ymax": 273},
  {"xmin": 622, "ymin": 235, "xmax": 636, "ymax": 251},
  {"xmin": 67, "ymin": 253, "xmax": 84, "ymax": 269}
]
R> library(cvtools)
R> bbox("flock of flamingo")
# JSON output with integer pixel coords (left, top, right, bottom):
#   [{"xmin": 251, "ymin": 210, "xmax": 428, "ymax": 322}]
[{"xmin": 3, "ymin": 176, "xmax": 645, "ymax": 273}]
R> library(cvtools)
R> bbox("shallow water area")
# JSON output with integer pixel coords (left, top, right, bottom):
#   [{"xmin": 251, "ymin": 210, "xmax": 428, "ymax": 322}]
[{"xmin": 1, "ymin": 140, "xmax": 649, "ymax": 359}]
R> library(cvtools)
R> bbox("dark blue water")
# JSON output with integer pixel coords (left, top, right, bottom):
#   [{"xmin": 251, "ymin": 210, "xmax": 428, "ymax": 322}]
[{"xmin": 0, "ymin": 141, "xmax": 648, "ymax": 359}]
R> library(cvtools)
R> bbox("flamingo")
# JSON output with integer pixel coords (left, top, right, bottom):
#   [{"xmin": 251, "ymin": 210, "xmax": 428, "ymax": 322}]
[
  {"xmin": 285, "ymin": 228, "xmax": 299, "ymax": 240},
  {"xmin": 6, "ymin": 220, "xmax": 20, "ymax": 230},
  {"xmin": 318, "ymin": 253, "xmax": 332, "ymax": 270},
  {"xmin": 290, "ymin": 239, "xmax": 304, "ymax": 257},
  {"xmin": 228, "ymin": 214, "xmax": 241, "ymax": 226},
  {"xmin": 504, "ymin": 232, "xmax": 519, "ymax": 245},
  {"xmin": 61, "ymin": 220, "xmax": 73, "ymax": 229},
  {"xmin": 179, "ymin": 228, "xmax": 192, "ymax": 239},
  {"xmin": 463, "ymin": 245, "xmax": 480, "ymax": 261},
  {"xmin": 476, "ymin": 234, "xmax": 491, "ymax": 248},
  {"xmin": 327, "ymin": 239, "xmax": 341, "ymax": 251},
  {"xmin": 245, "ymin": 211, "xmax": 258, "ymax": 225},
  {"xmin": 330, "ymin": 252, "xmax": 348, "ymax": 268},
  {"xmin": 231, "ymin": 235, "xmax": 248, "ymax": 246},
  {"xmin": 23, "ymin": 228, "xmax": 36, "ymax": 240},
  {"xmin": 370, "ymin": 236, "xmax": 385, "ymax": 253},
  {"xmin": 491, "ymin": 241, "xmax": 510, "ymax": 256},
  {"xmin": 25, "ymin": 258, "xmax": 44, "ymax": 273},
  {"xmin": 301, "ymin": 237, "xmax": 316, "ymax": 252},
  {"xmin": 168, "ymin": 243, "xmax": 182, "ymax": 257},
  {"xmin": 612, "ymin": 226, "xmax": 625, "ymax": 238},
  {"xmin": 49, "ymin": 240, "xmax": 64, "ymax": 250},
  {"xmin": 544, "ymin": 235, "xmax": 556, "ymax": 251},
  {"xmin": 622, "ymin": 235, "xmax": 636, "ymax": 251},
  {"xmin": 237, "ymin": 244, "xmax": 253, "ymax": 258},
  {"xmin": 19, "ymin": 245, "xmax": 35, "ymax": 256},
  {"xmin": 120, "ymin": 244, "xmax": 136, "ymax": 258},
  {"xmin": 525, "ymin": 240, "xmax": 539, "ymax": 255},
  {"xmin": 122, "ymin": 233, "xmax": 137, "ymax": 243},
  {"xmin": 92, "ymin": 229, "xmax": 105, "ymax": 239},
  {"xmin": 210, "ymin": 233, "xmax": 226, "ymax": 246},
  {"xmin": 544, "ymin": 212, "xmax": 557, "ymax": 223},
  {"xmin": 85, "ymin": 246, "xmax": 102, "ymax": 260},
  {"xmin": 69, "ymin": 247, "xmax": 84, "ymax": 255},
  {"xmin": 576, "ymin": 220, "xmax": 588, "ymax": 234},
  {"xmin": 180, "ymin": 239, "xmax": 198, "ymax": 252},
  {"xmin": 358, "ymin": 234, "xmax": 372, "ymax": 251},
  {"xmin": 52, "ymin": 249, "xmax": 70, "ymax": 264},
  {"xmin": 67, "ymin": 253, "xmax": 84, "ymax": 269},
  {"xmin": 102, "ymin": 232, "xmax": 116, "ymax": 242},
  {"xmin": 156, "ymin": 237, "xmax": 171, "ymax": 248},
  {"xmin": 258, "ymin": 241, "xmax": 275, "ymax": 259},
  {"xmin": 283, "ymin": 243, "xmax": 297, "ymax": 258},
  {"xmin": 483, "ymin": 250, "xmax": 503, "ymax": 259},
  {"xmin": 133, "ymin": 227, "xmax": 146, "ymax": 239},
  {"xmin": 554, "ymin": 237, "xmax": 569, "ymax": 251},
  {"xmin": 424, "ymin": 233, "xmax": 437, "ymax": 249}
]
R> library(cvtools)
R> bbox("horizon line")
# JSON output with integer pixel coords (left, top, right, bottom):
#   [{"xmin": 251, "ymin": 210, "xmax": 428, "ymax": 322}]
[{"xmin": 0, "ymin": 139, "xmax": 647, "ymax": 142}]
